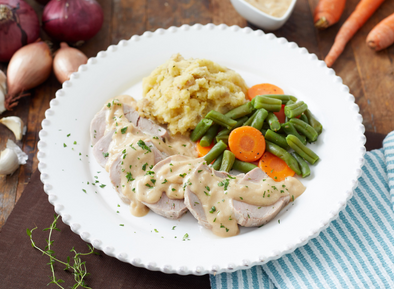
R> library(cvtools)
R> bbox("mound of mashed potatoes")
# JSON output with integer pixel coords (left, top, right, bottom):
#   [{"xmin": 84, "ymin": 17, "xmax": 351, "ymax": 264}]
[{"xmin": 137, "ymin": 54, "xmax": 248, "ymax": 135}]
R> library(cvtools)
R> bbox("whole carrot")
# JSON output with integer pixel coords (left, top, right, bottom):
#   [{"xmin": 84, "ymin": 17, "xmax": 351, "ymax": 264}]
[
  {"xmin": 325, "ymin": 0, "xmax": 386, "ymax": 67},
  {"xmin": 366, "ymin": 13, "xmax": 394, "ymax": 51},
  {"xmin": 314, "ymin": 0, "xmax": 347, "ymax": 29}
]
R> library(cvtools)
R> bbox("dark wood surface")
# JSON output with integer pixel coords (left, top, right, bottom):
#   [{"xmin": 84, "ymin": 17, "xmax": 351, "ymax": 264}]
[{"xmin": 0, "ymin": 0, "xmax": 393, "ymax": 228}]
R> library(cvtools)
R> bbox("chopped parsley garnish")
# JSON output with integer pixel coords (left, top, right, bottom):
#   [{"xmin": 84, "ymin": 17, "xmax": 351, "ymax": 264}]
[
  {"xmin": 130, "ymin": 143, "xmax": 136, "ymax": 150},
  {"xmin": 145, "ymin": 183, "xmax": 153, "ymax": 188},
  {"xmin": 182, "ymin": 144, "xmax": 186, "ymax": 147},
  {"xmin": 126, "ymin": 172, "xmax": 134, "ymax": 182},
  {"xmin": 292, "ymin": 195, "xmax": 295, "ymax": 202},
  {"xmin": 229, "ymin": 216, "xmax": 232, "ymax": 220},
  {"xmin": 73, "ymin": 141, "xmax": 77, "ymax": 145},
  {"xmin": 145, "ymin": 170, "xmax": 155, "ymax": 175},
  {"xmin": 172, "ymin": 226, "xmax": 176, "ymax": 230},
  {"xmin": 67, "ymin": 134, "xmax": 70, "ymax": 137},
  {"xmin": 121, "ymin": 127, "xmax": 128, "ymax": 134},
  {"xmin": 198, "ymin": 170, "xmax": 202, "ymax": 173},
  {"xmin": 63, "ymin": 143, "xmax": 67, "ymax": 148},
  {"xmin": 213, "ymin": 218, "xmax": 216, "ymax": 222},
  {"xmin": 154, "ymin": 229, "xmax": 158, "ymax": 233},
  {"xmin": 82, "ymin": 189, "xmax": 86, "ymax": 193},
  {"xmin": 107, "ymin": 103, "xmax": 111, "ymax": 108},
  {"xmin": 137, "ymin": 140, "xmax": 151, "ymax": 153},
  {"xmin": 100, "ymin": 184, "xmax": 106, "ymax": 188},
  {"xmin": 171, "ymin": 188, "xmax": 176, "ymax": 191},
  {"xmin": 239, "ymin": 197, "xmax": 243, "ymax": 200},
  {"xmin": 209, "ymin": 206, "xmax": 216, "ymax": 213},
  {"xmin": 218, "ymin": 179, "xmax": 230, "ymax": 191},
  {"xmin": 150, "ymin": 179, "xmax": 156, "ymax": 184},
  {"xmin": 179, "ymin": 173, "xmax": 186, "ymax": 178},
  {"xmin": 103, "ymin": 152, "xmax": 109, "ymax": 157},
  {"xmin": 162, "ymin": 179, "xmax": 168, "ymax": 184},
  {"xmin": 205, "ymin": 186, "xmax": 210, "ymax": 191},
  {"xmin": 227, "ymin": 175, "xmax": 236, "ymax": 179},
  {"xmin": 153, "ymin": 136, "xmax": 159, "ymax": 139},
  {"xmin": 119, "ymin": 224, "xmax": 124, "ymax": 226},
  {"xmin": 182, "ymin": 233, "xmax": 189, "ymax": 241},
  {"xmin": 142, "ymin": 163, "xmax": 148, "ymax": 171},
  {"xmin": 204, "ymin": 191, "xmax": 210, "ymax": 196}
]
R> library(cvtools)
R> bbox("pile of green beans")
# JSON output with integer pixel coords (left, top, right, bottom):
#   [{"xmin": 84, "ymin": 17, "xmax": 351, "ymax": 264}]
[{"xmin": 191, "ymin": 94, "xmax": 323, "ymax": 176}]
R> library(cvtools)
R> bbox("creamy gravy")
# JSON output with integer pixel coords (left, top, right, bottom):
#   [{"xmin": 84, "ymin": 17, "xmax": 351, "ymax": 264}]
[
  {"xmin": 99, "ymin": 95, "xmax": 305, "ymax": 237},
  {"xmin": 244, "ymin": 0, "xmax": 292, "ymax": 18}
]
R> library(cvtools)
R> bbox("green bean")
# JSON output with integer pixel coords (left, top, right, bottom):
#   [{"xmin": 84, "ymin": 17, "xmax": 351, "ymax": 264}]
[
  {"xmin": 216, "ymin": 134, "xmax": 229, "ymax": 145},
  {"xmin": 217, "ymin": 129, "xmax": 230, "ymax": 136},
  {"xmin": 281, "ymin": 122, "xmax": 307, "ymax": 145},
  {"xmin": 190, "ymin": 119, "xmax": 213, "ymax": 142},
  {"xmin": 265, "ymin": 141, "xmax": 301, "ymax": 175},
  {"xmin": 204, "ymin": 140, "xmax": 227, "ymax": 164},
  {"xmin": 300, "ymin": 113, "xmax": 309, "ymax": 124},
  {"xmin": 243, "ymin": 109, "xmax": 259, "ymax": 126},
  {"xmin": 205, "ymin": 110, "xmax": 237, "ymax": 129},
  {"xmin": 284, "ymin": 101, "xmax": 308, "ymax": 118},
  {"xmin": 251, "ymin": 108, "xmax": 268, "ymax": 131},
  {"xmin": 200, "ymin": 124, "xmax": 219, "ymax": 147},
  {"xmin": 291, "ymin": 152, "xmax": 310, "ymax": 178},
  {"xmin": 229, "ymin": 116, "xmax": 249, "ymax": 131},
  {"xmin": 286, "ymin": 100, "xmax": 295, "ymax": 106},
  {"xmin": 265, "ymin": 129, "xmax": 290, "ymax": 150},
  {"xmin": 261, "ymin": 94, "xmax": 297, "ymax": 104},
  {"xmin": 290, "ymin": 118, "xmax": 318, "ymax": 142},
  {"xmin": 232, "ymin": 159, "xmax": 258, "ymax": 173},
  {"xmin": 212, "ymin": 153, "xmax": 224, "ymax": 170},
  {"xmin": 225, "ymin": 102, "xmax": 255, "ymax": 119},
  {"xmin": 220, "ymin": 150, "xmax": 236, "ymax": 172},
  {"xmin": 266, "ymin": 112, "xmax": 281, "ymax": 132},
  {"xmin": 253, "ymin": 95, "xmax": 282, "ymax": 112},
  {"xmin": 286, "ymin": 135, "xmax": 319, "ymax": 164},
  {"xmin": 304, "ymin": 109, "xmax": 323, "ymax": 135}
]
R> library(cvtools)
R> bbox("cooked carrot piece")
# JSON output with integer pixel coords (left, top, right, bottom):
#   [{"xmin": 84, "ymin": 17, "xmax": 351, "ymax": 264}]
[
  {"xmin": 196, "ymin": 139, "xmax": 214, "ymax": 157},
  {"xmin": 325, "ymin": 0, "xmax": 386, "ymax": 67},
  {"xmin": 258, "ymin": 151, "xmax": 295, "ymax": 182},
  {"xmin": 273, "ymin": 104, "xmax": 286, "ymax": 123},
  {"xmin": 247, "ymin": 83, "xmax": 284, "ymax": 101},
  {"xmin": 367, "ymin": 13, "xmax": 394, "ymax": 51},
  {"xmin": 228, "ymin": 126, "xmax": 265, "ymax": 162},
  {"xmin": 314, "ymin": 0, "xmax": 346, "ymax": 29}
]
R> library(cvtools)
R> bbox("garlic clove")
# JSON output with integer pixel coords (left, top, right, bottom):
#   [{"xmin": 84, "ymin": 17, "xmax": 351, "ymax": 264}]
[
  {"xmin": 0, "ymin": 116, "xmax": 25, "ymax": 141},
  {"xmin": 0, "ymin": 139, "xmax": 28, "ymax": 175}
]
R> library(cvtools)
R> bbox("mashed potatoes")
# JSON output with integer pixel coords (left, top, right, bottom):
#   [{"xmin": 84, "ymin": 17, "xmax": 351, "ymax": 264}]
[{"xmin": 137, "ymin": 54, "xmax": 247, "ymax": 135}]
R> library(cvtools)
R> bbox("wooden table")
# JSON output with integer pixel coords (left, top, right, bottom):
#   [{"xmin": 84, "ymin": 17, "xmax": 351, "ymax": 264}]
[{"xmin": 1, "ymin": 0, "xmax": 393, "ymax": 229}]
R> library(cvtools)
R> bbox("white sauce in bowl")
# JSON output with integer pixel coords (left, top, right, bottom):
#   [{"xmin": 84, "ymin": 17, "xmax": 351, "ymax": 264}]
[{"xmin": 244, "ymin": 0, "xmax": 293, "ymax": 18}]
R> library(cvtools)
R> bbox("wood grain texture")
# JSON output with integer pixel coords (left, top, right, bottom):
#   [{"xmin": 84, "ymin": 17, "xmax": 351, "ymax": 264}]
[{"xmin": 1, "ymin": 0, "xmax": 394, "ymax": 229}]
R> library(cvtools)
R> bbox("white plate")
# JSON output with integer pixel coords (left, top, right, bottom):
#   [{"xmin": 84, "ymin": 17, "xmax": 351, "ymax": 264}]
[{"xmin": 37, "ymin": 24, "xmax": 365, "ymax": 275}]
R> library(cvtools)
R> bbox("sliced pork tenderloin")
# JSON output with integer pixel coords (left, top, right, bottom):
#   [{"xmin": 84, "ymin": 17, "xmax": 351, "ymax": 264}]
[
  {"xmin": 90, "ymin": 108, "xmax": 107, "ymax": 145},
  {"xmin": 92, "ymin": 129, "xmax": 114, "ymax": 168},
  {"xmin": 141, "ymin": 192, "xmax": 187, "ymax": 220}
]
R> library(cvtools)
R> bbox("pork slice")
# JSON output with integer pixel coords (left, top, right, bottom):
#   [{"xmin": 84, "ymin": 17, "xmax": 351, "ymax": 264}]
[
  {"xmin": 142, "ymin": 192, "xmax": 187, "ymax": 220},
  {"xmin": 92, "ymin": 129, "xmax": 114, "ymax": 168},
  {"xmin": 123, "ymin": 104, "xmax": 140, "ymax": 127},
  {"xmin": 108, "ymin": 154, "xmax": 130, "ymax": 204},
  {"xmin": 90, "ymin": 108, "xmax": 107, "ymax": 145},
  {"xmin": 240, "ymin": 168, "xmax": 268, "ymax": 183},
  {"xmin": 108, "ymin": 141, "xmax": 165, "ymax": 204},
  {"xmin": 137, "ymin": 117, "xmax": 169, "ymax": 139},
  {"xmin": 184, "ymin": 163, "xmax": 225, "ymax": 229},
  {"xmin": 230, "ymin": 195, "xmax": 291, "ymax": 227}
]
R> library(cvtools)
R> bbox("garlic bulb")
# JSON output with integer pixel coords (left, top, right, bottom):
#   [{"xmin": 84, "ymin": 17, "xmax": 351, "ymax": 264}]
[
  {"xmin": 0, "ymin": 70, "xmax": 6, "ymax": 114},
  {"xmin": 0, "ymin": 116, "xmax": 25, "ymax": 141},
  {"xmin": 0, "ymin": 139, "xmax": 28, "ymax": 175}
]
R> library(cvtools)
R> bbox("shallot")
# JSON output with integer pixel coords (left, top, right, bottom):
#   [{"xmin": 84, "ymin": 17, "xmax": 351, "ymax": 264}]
[
  {"xmin": 0, "ymin": 0, "xmax": 40, "ymax": 62},
  {"xmin": 0, "ymin": 70, "xmax": 6, "ymax": 113},
  {"xmin": 5, "ymin": 41, "xmax": 52, "ymax": 110},
  {"xmin": 53, "ymin": 42, "xmax": 87, "ymax": 83},
  {"xmin": 42, "ymin": 0, "xmax": 104, "ymax": 44}
]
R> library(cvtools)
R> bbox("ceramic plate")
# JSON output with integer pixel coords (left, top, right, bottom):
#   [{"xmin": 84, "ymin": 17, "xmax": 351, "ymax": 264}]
[{"xmin": 37, "ymin": 24, "xmax": 365, "ymax": 275}]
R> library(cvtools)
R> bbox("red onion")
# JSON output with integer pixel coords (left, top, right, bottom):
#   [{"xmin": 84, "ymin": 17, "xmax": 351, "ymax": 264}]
[
  {"xmin": 5, "ymin": 41, "xmax": 52, "ymax": 110},
  {"xmin": 42, "ymin": 0, "xmax": 104, "ymax": 44},
  {"xmin": 0, "ymin": 0, "xmax": 40, "ymax": 62}
]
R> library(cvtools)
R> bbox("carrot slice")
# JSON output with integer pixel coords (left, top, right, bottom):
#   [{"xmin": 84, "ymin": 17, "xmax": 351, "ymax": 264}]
[
  {"xmin": 247, "ymin": 83, "xmax": 284, "ymax": 101},
  {"xmin": 196, "ymin": 140, "xmax": 214, "ymax": 157},
  {"xmin": 273, "ymin": 104, "xmax": 286, "ymax": 123},
  {"xmin": 258, "ymin": 151, "xmax": 295, "ymax": 182},
  {"xmin": 228, "ymin": 126, "xmax": 265, "ymax": 162}
]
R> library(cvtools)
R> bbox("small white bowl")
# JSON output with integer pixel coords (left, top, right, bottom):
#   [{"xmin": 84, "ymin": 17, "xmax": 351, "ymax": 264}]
[{"xmin": 230, "ymin": 0, "xmax": 297, "ymax": 30}]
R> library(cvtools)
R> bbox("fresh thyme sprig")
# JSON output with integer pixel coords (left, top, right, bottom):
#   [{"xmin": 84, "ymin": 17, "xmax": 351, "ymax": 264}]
[{"xmin": 26, "ymin": 214, "xmax": 98, "ymax": 288}]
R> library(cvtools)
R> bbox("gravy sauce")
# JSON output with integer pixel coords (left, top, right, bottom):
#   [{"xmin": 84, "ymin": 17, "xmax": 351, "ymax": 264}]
[
  {"xmin": 99, "ymin": 96, "xmax": 306, "ymax": 237},
  {"xmin": 244, "ymin": 0, "xmax": 293, "ymax": 18}
]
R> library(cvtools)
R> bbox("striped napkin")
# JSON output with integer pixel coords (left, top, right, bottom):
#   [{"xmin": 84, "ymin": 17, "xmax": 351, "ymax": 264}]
[{"xmin": 210, "ymin": 132, "xmax": 394, "ymax": 289}]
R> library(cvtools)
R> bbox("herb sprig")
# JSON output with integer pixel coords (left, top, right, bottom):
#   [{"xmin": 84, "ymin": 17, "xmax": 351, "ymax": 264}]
[{"xmin": 27, "ymin": 215, "xmax": 98, "ymax": 288}]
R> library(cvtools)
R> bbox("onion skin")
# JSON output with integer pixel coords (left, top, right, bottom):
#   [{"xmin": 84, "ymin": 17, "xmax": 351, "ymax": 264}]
[
  {"xmin": 42, "ymin": 0, "xmax": 104, "ymax": 43},
  {"xmin": 53, "ymin": 42, "xmax": 87, "ymax": 83},
  {"xmin": 0, "ymin": 0, "xmax": 40, "ymax": 62},
  {"xmin": 5, "ymin": 41, "xmax": 52, "ymax": 110}
]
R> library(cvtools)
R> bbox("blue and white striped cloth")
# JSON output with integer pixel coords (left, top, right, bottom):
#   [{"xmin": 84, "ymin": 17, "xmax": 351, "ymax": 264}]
[{"xmin": 210, "ymin": 132, "xmax": 394, "ymax": 289}]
